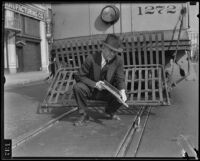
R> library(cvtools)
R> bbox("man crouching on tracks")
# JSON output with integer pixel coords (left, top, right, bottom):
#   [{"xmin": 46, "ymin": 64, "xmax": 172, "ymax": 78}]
[{"xmin": 73, "ymin": 34, "xmax": 127, "ymax": 126}]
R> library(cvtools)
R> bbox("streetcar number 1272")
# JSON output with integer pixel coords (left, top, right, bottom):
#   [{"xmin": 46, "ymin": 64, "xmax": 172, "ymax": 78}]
[{"xmin": 138, "ymin": 5, "xmax": 177, "ymax": 15}]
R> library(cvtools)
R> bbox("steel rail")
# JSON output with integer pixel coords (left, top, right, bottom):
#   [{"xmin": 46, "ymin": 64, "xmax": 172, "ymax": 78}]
[
  {"xmin": 132, "ymin": 106, "xmax": 152, "ymax": 157},
  {"xmin": 114, "ymin": 105, "xmax": 147, "ymax": 157},
  {"xmin": 12, "ymin": 107, "xmax": 78, "ymax": 150},
  {"xmin": 12, "ymin": 105, "xmax": 151, "ymax": 157}
]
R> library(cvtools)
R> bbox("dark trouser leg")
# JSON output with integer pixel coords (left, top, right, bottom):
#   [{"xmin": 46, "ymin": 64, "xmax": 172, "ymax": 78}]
[
  {"xmin": 94, "ymin": 90, "xmax": 122, "ymax": 115},
  {"xmin": 73, "ymin": 82, "xmax": 92, "ymax": 115},
  {"xmin": 105, "ymin": 98, "xmax": 122, "ymax": 115}
]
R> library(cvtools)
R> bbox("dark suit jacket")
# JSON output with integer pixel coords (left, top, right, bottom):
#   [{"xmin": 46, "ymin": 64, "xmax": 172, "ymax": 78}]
[{"xmin": 75, "ymin": 51, "xmax": 125, "ymax": 90}]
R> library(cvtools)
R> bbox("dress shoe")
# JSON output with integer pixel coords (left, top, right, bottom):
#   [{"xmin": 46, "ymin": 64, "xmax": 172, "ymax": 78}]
[
  {"xmin": 105, "ymin": 113, "xmax": 121, "ymax": 120},
  {"xmin": 74, "ymin": 114, "xmax": 90, "ymax": 126},
  {"xmin": 112, "ymin": 114, "xmax": 121, "ymax": 120}
]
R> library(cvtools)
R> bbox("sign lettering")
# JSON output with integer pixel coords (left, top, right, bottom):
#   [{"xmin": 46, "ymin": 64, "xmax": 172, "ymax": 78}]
[{"xmin": 5, "ymin": 3, "xmax": 45, "ymax": 21}]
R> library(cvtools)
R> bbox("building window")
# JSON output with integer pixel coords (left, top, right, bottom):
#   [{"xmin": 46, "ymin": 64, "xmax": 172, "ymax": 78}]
[
  {"xmin": 5, "ymin": 12, "xmax": 21, "ymax": 31},
  {"xmin": 21, "ymin": 15, "xmax": 40, "ymax": 38}
]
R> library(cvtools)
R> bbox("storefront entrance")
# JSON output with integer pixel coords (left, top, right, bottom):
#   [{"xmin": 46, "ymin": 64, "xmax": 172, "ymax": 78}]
[{"xmin": 16, "ymin": 39, "xmax": 41, "ymax": 72}]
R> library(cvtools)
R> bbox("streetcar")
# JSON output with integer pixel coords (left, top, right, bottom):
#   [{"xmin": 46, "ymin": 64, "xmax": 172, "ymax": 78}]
[
  {"xmin": 9, "ymin": 2, "xmax": 199, "ymax": 158},
  {"xmin": 41, "ymin": 2, "xmax": 198, "ymax": 110}
]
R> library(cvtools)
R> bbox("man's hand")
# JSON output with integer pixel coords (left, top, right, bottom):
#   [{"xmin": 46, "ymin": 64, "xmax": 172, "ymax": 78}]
[
  {"xmin": 95, "ymin": 81, "xmax": 105, "ymax": 91},
  {"xmin": 119, "ymin": 89, "xmax": 127, "ymax": 102}
]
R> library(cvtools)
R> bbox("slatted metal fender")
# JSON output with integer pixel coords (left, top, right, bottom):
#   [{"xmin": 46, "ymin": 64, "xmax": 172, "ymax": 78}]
[
  {"xmin": 40, "ymin": 64, "xmax": 170, "ymax": 113},
  {"xmin": 52, "ymin": 31, "xmax": 166, "ymax": 69},
  {"xmin": 40, "ymin": 31, "xmax": 172, "ymax": 112}
]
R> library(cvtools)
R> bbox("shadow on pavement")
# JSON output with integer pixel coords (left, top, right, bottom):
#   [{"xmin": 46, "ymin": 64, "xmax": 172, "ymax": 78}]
[{"xmin": 46, "ymin": 105, "xmax": 156, "ymax": 126}]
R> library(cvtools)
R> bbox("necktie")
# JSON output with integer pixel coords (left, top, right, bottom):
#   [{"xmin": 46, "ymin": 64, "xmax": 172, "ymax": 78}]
[{"xmin": 101, "ymin": 60, "xmax": 106, "ymax": 69}]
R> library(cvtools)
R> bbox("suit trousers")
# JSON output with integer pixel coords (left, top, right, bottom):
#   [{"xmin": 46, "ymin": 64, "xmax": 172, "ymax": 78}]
[{"xmin": 73, "ymin": 82, "xmax": 122, "ymax": 115}]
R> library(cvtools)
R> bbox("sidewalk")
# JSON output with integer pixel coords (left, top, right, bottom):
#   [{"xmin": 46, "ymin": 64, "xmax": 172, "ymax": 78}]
[{"xmin": 4, "ymin": 71, "xmax": 49, "ymax": 88}]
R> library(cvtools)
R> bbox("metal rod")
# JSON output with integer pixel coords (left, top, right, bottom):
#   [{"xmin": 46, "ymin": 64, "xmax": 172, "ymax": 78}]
[
  {"xmin": 88, "ymin": 4, "xmax": 92, "ymax": 38},
  {"xmin": 120, "ymin": 3, "xmax": 122, "ymax": 35},
  {"xmin": 130, "ymin": 3, "xmax": 133, "ymax": 33}
]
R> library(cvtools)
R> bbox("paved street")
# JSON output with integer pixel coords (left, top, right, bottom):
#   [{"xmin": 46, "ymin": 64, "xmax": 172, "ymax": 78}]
[
  {"xmin": 137, "ymin": 78, "xmax": 199, "ymax": 157},
  {"xmin": 4, "ymin": 80, "xmax": 71, "ymax": 141},
  {"xmin": 3, "ymin": 1, "xmax": 198, "ymax": 159},
  {"xmin": 3, "ymin": 62, "xmax": 199, "ymax": 158}
]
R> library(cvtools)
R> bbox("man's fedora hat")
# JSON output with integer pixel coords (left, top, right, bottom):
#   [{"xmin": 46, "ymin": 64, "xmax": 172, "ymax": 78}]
[{"xmin": 102, "ymin": 34, "xmax": 123, "ymax": 53}]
